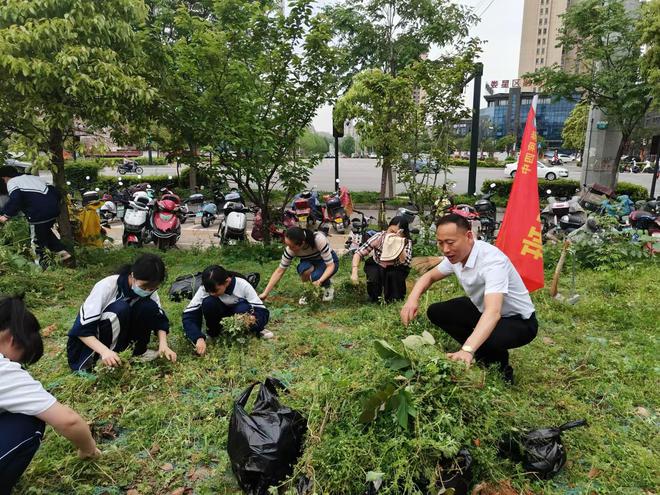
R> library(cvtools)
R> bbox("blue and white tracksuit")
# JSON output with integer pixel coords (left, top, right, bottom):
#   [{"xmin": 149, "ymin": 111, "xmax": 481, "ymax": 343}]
[
  {"xmin": 67, "ymin": 274, "xmax": 170, "ymax": 371},
  {"xmin": 182, "ymin": 277, "xmax": 269, "ymax": 341},
  {"xmin": 2, "ymin": 174, "xmax": 65, "ymax": 262}
]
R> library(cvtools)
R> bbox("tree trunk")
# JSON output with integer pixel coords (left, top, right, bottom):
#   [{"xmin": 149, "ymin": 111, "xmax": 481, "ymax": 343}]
[
  {"xmin": 610, "ymin": 134, "xmax": 628, "ymax": 191},
  {"xmin": 49, "ymin": 127, "xmax": 76, "ymax": 263},
  {"xmin": 188, "ymin": 165, "xmax": 198, "ymax": 192},
  {"xmin": 260, "ymin": 200, "xmax": 272, "ymax": 245}
]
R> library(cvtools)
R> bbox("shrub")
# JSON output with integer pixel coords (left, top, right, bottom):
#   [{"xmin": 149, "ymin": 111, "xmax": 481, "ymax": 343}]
[
  {"xmin": 134, "ymin": 156, "xmax": 168, "ymax": 166},
  {"xmin": 482, "ymin": 179, "xmax": 649, "ymax": 204},
  {"xmin": 64, "ymin": 162, "xmax": 100, "ymax": 189}
]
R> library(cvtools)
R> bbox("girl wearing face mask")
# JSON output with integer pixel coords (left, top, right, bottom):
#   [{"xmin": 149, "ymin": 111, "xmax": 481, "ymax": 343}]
[
  {"xmin": 66, "ymin": 254, "xmax": 177, "ymax": 372},
  {"xmin": 0, "ymin": 296, "xmax": 100, "ymax": 493}
]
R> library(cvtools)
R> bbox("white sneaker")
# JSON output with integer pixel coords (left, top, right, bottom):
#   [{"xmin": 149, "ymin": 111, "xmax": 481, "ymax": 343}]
[
  {"xmin": 298, "ymin": 296, "xmax": 308, "ymax": 306},
  {"xmin": 260, "ymin": 329, "xmax": 274, "ymax": 340},
  {"xmin": 322, "ymin": 287, "xmax": 334, "ymax": 302},
  {"xmin": 137, "ymin": 349, "xmax": 159, "ymax": 362}
]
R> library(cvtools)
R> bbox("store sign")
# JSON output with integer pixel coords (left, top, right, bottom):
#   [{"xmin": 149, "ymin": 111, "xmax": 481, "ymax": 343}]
[
  {"xmin": 596, "ymin": 121, "xmax": 609, "ymax": 130},
  {"xmin": 488, "ymin": 79, "xmax": 525, "ymax": 89}
]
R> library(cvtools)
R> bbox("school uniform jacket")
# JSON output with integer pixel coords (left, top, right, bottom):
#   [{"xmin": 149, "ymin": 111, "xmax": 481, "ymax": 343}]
[
  {"xmin": 182, "ymin": 277, "xmax": 268, "ymax": 342},
  {"xmin": 3, "ymin": 175, "xmax": 61, "ymax": 224},
  {"xmin": 68, "ymin": 274, "xmax": 170, "ymax": 339}
]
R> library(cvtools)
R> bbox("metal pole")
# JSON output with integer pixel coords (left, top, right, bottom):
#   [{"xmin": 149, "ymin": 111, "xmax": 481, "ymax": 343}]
[
  {"xmin": 334, "ymin": 135, "xmax": 340, "ymax": 192},
  {"xmin": 650, "ymin": 149, "xmax": 659, "ymax": 198},
  {"xmin": 584, "ymin": 114, "xmax": 594, "ymax": 189},
  {"xmin": 468, "ymin": 63, "xmax": 483, "ymax": 196}
]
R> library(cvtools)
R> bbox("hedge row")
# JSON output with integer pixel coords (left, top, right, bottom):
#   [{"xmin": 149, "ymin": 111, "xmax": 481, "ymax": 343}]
[
  {"xmin": 481, "ymin": 179, "xmax": 649, "ymax": 205},
  {"xmin": 134, "ymin": 156, "xmax": 168, "ymax": 166}
]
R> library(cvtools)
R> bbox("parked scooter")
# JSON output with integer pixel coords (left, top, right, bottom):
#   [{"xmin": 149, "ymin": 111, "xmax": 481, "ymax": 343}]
[
  {"xmin": 122, "ymin": 194, "xmax": 151, "ymax": 247},
  {"xmin": 149, "ymin": 191, "xmax": 182, "ymax": 250},
  {"xmin": 116, "ymin": 159, "xmax": 144, "ymax": 175},
  {"xmin": 216, "ymin": 190, "xmax": 249, "ymax": 245},
  {"xmin": 344, "ymin": 210, "xmax": 377, "ymax": 254},
  {"xmin": 541, "ymin": 189, "xmax": 586, "ymax": 241}
]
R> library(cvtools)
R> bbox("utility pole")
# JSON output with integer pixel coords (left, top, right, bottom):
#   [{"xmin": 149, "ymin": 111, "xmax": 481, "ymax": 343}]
[{"xmin": 467, "ymin": 63, "xmax": 483, "ymax": 196}]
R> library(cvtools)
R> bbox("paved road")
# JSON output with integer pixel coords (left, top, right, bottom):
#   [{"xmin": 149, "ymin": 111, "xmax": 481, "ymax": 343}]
[
  {"xmin": 97, "ymin": 158, "xmax": 656, "ymax": 193},
  {"xmin": 36, "ymin": 159, "xmax": 656, "ymax": 194}
]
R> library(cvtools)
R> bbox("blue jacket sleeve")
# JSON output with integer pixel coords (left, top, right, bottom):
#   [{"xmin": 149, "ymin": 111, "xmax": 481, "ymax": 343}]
[
  {"xmin": 182, "ymin": 306, "xmax": 205, "ymax": 342},
  {"xmin": 3, "ymin": 189, "xmax": 23, "ymax": 218}
]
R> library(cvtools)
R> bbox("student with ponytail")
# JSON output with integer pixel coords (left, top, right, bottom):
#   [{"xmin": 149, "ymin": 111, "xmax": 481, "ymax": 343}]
[
  {"xmin": 67, "ymin": 253, "xmax": 177, "ymax": 372},
  {"xmin": 0, "ymin": 296, "xmax": 99, "ymax": 494},
  {"xmin": 259, "ymin": 227, "xmax": 339, "ymax": 305}
]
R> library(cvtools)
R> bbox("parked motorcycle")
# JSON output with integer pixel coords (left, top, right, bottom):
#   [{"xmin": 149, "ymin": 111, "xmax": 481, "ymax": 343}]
[
  {"xmin": 292, "ymin": 189, "xmax": 323, "ymax": 228},
  {"xmin": 541, "ymin": 189, "xmax": 586, "ymax": 241},
  {"xmin": 474, "ymin": 183, "xmax": 498, "ymax": 242},
  {"xmin": 117, "ymin": 160, "xmax": 144, "ymax": 175},
  {"xmin": 251, "ymin": 207, "xmax": 298, "ymax": 242},
  {"xmin": 122, "ymin": 194, "xmax": 151, "ymax": 247},
  {"xmin": 322, "ymin": 187, "xmax": 352, "ymax": 233},
  {"xmin": 217, "ymin": 190, "xmax": 249, "ymax": 245},
  {"xmin": 149, "ymin": 191, "xmax": 182, "ymax": 250}
]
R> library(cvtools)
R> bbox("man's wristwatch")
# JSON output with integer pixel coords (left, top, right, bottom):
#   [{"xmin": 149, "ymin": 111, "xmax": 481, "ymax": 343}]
[{"xmin": 461, "ymin": 345, "xmax": 475, "ymax": 355}]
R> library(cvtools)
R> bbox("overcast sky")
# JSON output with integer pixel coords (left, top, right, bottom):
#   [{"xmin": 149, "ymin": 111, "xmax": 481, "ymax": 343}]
[{"xmin": 311, "ymin": 0, "xmax": 525, "ymax": 133}]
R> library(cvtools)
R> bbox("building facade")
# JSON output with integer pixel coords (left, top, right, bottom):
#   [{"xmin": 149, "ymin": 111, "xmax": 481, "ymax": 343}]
[
  {"xmin": 480, "ymin": 89, "xmax": 577, "ymax": 149},
  {"xmin": 518, "ymin": 0, "xmax": 577, "ymax": 88}
]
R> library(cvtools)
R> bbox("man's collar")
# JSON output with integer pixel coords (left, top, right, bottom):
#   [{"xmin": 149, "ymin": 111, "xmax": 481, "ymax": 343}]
[{"xmin": 463, "ymin": 240, "xmax": 479, "ymax": 269}]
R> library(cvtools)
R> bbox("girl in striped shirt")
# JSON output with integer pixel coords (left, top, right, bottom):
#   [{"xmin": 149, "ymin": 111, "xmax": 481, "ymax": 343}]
[{"xmin": 260, "ymin": 227, "xmax": 339, "ymax": 305}]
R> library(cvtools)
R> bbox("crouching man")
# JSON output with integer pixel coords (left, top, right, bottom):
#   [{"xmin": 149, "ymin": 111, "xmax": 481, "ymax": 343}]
[{"xmin": 400, "ymin": 214, "xmax": 538, "ymax": 384}]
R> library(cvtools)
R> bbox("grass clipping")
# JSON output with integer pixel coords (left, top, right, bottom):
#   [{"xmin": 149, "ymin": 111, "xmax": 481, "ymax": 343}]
[{"xmin": 223, "ymin": 312, "xmax": 257, "ymax": 343}]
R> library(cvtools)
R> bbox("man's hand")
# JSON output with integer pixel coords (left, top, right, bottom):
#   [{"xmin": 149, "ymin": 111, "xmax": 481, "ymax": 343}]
[
  {"xmin": 100, "ymin": 350, "xmax": 121, "ymax": 367},
  {"xmin": 400, "ymin": 300, "xmax": 419, "ymax": 326},
  {"xmin": 158, "ymin": 344, "xmax": 177, "ymax": 362},
  {"xmin": 312, "ymin": 279, "xmax": 323, "ymax": 287},
  {"xmin": 447, "ymin": 350, "xmax": 474, "ymax": 367},
  {"xmin": 258, "ymin": 292, "xmax": 268, "ymax": 301},
  {"xmin": 78, "ymin": 447, "xmax": 101, "ymax": 460},
  {"xmin": 350, "ymin": 272, "xmax": 359, "ymax": 284},
  {"xmin": 0, "ymin": 215, "xmax": 8, "ymax": 223},
  {"xmin": 195, "ymin": 338, "xmax": 207, "ymax": 356}
]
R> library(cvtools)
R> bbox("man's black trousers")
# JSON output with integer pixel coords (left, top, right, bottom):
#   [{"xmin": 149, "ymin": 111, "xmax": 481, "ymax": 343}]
[{"xmin": 427, "ymin": 296, "xmax": 538, "ymax": 370}]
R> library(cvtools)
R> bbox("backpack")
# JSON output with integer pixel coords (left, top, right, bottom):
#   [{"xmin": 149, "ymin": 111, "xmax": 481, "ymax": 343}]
[{"xmin": 168, "ymin": 271, "xmax": 260, "ymax": 302}]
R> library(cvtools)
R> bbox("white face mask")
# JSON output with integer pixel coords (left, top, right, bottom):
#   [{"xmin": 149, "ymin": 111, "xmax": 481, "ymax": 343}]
[{"xmin": 132, "ymin": 283, "xmax": 155, "ymax": 298}]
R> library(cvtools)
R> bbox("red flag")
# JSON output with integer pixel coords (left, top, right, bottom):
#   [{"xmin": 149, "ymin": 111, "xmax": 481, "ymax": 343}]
[{"xmin": 496, "ymin": 95, "xmax": 544, "ymax": 292}]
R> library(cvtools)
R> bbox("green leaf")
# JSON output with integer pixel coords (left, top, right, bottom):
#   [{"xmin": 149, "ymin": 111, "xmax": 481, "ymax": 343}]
[
  {"xmin": 421, "ymin": 331, "xmax": 436, "ymax": 345},
  {"xmin": 374, "ymin": 340, "xmax": 411, "ymax": 370},
  {"xmin": 359, "ymin": 383, "xmax": 397, "ymax": 424}
]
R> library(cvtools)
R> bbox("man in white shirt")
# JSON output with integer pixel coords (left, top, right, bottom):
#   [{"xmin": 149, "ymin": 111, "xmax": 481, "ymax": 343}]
[{"xmin": 401, "ymin": 214, "xmax": 538, "ymax": 384}]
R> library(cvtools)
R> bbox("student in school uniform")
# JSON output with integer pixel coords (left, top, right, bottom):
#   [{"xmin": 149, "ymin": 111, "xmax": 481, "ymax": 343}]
[
  {"xmin": 259, "ymin": 226, "xmax": 339, "ymax": 305},
  {"xmin": 0, "ymin": 296, "xmax": 100, "ymax": 494},
  {"xmin": 66, "ymin": 253, "xmax": 177, "ymax": 372},
  {"xmin": 182, "ymin": 265, "xmax": 272, "ymax": 355}
]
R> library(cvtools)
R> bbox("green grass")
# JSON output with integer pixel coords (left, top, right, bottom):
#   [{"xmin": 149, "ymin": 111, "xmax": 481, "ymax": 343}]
[{"xmin": 1, "ymin": 245, "xmax": 658, "ymax": 494}]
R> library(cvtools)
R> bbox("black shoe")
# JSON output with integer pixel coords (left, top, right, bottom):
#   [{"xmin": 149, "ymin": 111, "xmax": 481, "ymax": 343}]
[{"xmin": 502, "ymin": 365, "xmax": 514, "ymax": 385}]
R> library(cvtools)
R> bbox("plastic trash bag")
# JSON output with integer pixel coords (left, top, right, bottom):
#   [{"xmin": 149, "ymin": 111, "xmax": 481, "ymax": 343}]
[
  {"xmin": 436, "ymin": 447, "xmax": 473, "ymax": 495},
  {"xmin": 228, "ymin": 377, "xmax": 307, "ymax": 495},
  {"xmin": 499, "ymin": 419, "xmax": 587, "ymax": 479}
]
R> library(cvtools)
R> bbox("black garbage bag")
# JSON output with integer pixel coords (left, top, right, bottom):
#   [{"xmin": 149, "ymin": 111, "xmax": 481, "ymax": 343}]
[
  {"xmin": 169, "ymin": 271, "xmax": 260, "ymax": 301},
  {"xmin": 436, "ymin": 448, "xmax": 473, "ymax": 495},
  {"xmin": 228, "ymin": 378, "xmax": 307, "ymax": 495},
  {"xmin": 499, "ymin": 419, "xmax": 587, "ymax": 479}
]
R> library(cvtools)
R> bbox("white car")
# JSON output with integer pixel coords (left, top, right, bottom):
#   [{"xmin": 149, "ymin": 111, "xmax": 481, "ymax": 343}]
[{"xmin": 504, "ymin": 161, "xmax": 569, "ymax": 180}]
